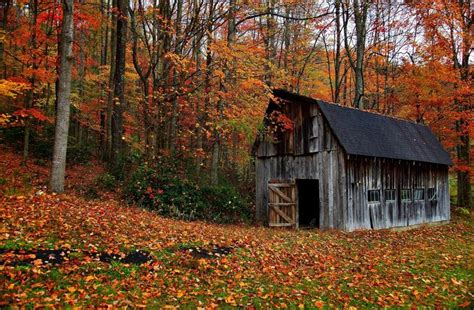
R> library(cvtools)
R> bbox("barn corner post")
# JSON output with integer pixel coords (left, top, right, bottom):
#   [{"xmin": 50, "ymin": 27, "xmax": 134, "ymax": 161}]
[{"xmin": 254, "ymin": 157, "xmax": 266, "ymax": 225}]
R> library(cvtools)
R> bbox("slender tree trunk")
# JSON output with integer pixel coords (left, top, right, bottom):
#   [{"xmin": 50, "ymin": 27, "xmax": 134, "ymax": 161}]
[
  {"xmin": 334, "ymin": 0, "xmax": 342, "ymax": 103},
  {"xmin": 99, "ymin": 0, "xmax": 109, "ymax": 159},
  {"xmin": 210, "ymin": 0, "xmax": 237, "ymax": 184},
  {"xmin": 263, "ymin": 0, "xmax": 276, "ymax": 86},
  {"xmin": 23, "ymin": 0, "xmax": 39, "ymax": 164},
  {"xmin": 343, "ymin": 0, "xmax": 369, "ymax": 109},
  {"xmin": 0, "ymin": 0, "xmax": 10, "ymax": 79},
  {"xmin": 353, "ymin": 0, "xmax": 367, "ymax": 109},
  {"xmin": 170, "ymin": 0, "xmax": 183, "ymax": 152},
  {"xmin": 455, "ymin": 0, "xmax": 472, "ymax": 207},
  {"xmin": 204, "ymin": 0, "xmax": 216, "ymax": 182},
  {"xmin": 104, "ymin": 0, "xmax": 117, "ymax": 161},
  {"xmin": 110, "ymin": 0, "xmax": 127, "ymax": 170},
  {"xmin": 50, "ymin": 0, "xmax": 74, "ymax": 192},
  {"xmin": 192, "ymin": 0, "xmax": 204, "ymax": 171}
]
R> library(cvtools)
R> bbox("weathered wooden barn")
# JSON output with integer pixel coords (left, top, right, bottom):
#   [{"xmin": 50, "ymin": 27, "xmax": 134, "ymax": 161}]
[{"xmin": 254, "ymin": 90, "xmax": 451, "ymax": 231}]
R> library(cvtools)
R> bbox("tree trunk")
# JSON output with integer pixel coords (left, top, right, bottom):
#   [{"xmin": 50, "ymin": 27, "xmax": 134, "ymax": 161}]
[
  {"xmin": 264, "ymin": 0, "xmax": 277, "ymax": 86},
  {"xmin": 210, "ymin": 0, "xmax": 237, "ymax": 185},
  {"xmin": 194, "ymin": 15, "xmax": 203, "ymax": 170},
  {"xmin": 456, "ymin": 4, "xmax": 472, "ymax": 207},
  {"xmin": 0, "ymin": 0, "xmax": 11, "ymax": 78},
  {"xmin": 23, "ymin": 0, "xmax": 39, "ymax": 164},
  {"xmin": 452, "ymin": 0, "xmax": 472, "ymax": 207},
  {"xmin": 104, "ymin": 0, "xmax": 117, "ymax": 161},
  {"xmin": 50, "ymin": 0, "xmax": 74, "ymax": 193},
  {"xmin": 99, "ymin": 0, "xmax": 109, "ymax": 159},
  {"xmin": 170, "ymin": 0, "xmax": 183, "ymax": 152},
  {"xmin": 353, "ymin": 0, "xmax": 368, "ymax": 109},
  {"xmin": 110, "ymin": 0, "xmax": 127, "ymax": 170},
  {"xmin": 343, "ymin": 0, "xmax": 369, "ymax": 109}
]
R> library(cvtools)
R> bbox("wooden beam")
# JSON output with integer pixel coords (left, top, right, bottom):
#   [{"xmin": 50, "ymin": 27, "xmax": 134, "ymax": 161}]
[
  {"xmin": 269, "ymin": 202, "xmax": 296, "ymax": 206},
  {"xmin": 270, "ymin": 205, "xmax": 295, "ymax": 224},
  {"xmin": 269, "ymin": 222, "xmax": 293, "ymax": 227},
  {"xmin": 268, "ymin": 185, "xmax": 293, "ymax": 203}
]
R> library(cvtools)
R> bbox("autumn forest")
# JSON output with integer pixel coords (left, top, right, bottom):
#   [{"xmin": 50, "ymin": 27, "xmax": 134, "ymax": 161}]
[{"xmin": 0, "ymin": 0, "xmax": 473, "ymax": 307}]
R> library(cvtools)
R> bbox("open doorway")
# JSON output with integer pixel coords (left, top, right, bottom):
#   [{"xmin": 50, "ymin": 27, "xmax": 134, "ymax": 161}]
[{"xmin": 296, "ymin": 179, "xmax": 320, "ymax": 228}]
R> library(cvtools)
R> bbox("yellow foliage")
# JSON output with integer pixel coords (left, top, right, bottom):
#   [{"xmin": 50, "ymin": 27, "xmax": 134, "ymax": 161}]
[{"xmin": 0, "ymin": 79, "xmax": 31, "ymax": 99}]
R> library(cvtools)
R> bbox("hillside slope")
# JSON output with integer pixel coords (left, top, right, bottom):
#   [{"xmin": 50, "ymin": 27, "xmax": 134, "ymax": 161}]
[{"xmin": 0, "ymin": 148, "xmax": 472, "ymax": 308}]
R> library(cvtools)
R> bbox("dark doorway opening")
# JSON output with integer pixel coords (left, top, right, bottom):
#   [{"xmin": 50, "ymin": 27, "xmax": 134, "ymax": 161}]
[{"xmin": 296, "ymin": 179, "xmax": 320, "ymax": 228}]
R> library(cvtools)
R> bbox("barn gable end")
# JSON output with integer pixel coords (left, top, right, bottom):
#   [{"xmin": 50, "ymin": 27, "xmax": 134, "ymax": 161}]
[{"xmin": 255, "ymin": 91, "xmax": 348, "ymax": 229}]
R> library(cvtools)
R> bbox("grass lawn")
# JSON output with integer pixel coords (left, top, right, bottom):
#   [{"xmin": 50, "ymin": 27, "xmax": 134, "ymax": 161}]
[{"xmin": 0, "ymin": 149, "xmax": 473, "ymax": 308}]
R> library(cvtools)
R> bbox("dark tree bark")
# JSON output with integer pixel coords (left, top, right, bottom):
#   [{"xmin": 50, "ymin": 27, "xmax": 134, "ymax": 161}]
[
  {"xmin": 22, "ymin": 0, "xmax": 39, "ymax": 164},
  {"xmin": 210, "ymin": 0, "xmax": 237, "ymax": 184},
  {"xmin": 452, "ymin": 0, "xmax": 472, "ymax": 207},
  {"xmin": 170, "ymin": 0, "xmax": 183, "ymax": 152},
  {"xmin": 104, "ymin": 0, "xmax": 117, "ymax": 161},
  {"xmin": 0, "ymin": 0, "xmax": 11, "ymax": 78},
  {"xmin": 129, "ymin": 0, "xmax": 158, "ymax": 159},
  {"xmin": 110, "ymin": 0, "xmax": 128, "ymax": 170}
]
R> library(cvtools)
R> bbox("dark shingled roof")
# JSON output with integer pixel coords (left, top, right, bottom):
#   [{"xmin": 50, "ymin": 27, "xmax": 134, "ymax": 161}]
[{"xmin": 273, "ymin": 89, "xmax": 452, "ymax": 165}]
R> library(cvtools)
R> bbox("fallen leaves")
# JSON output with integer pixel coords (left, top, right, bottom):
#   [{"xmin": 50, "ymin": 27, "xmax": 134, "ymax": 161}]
[{"xmin": 0, "ymin": 149, "xmax": 473, "ymax": 307}]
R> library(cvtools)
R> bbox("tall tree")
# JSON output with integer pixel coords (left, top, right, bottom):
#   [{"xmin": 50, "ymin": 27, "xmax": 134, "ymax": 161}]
[
  {"xmin": 50, "ymin": 0, "xmax": 74, "ymax": 192},
  {"xmin": 343, "ymin": 0, "xmax": 370, "ymax": 109},
  {"xmin": 409, "ymin": 0, "xmax": 472, "ymax": 206},
  {"xmin": 0, "ymin": 0, "xmax": 11, "ymax": 79},
  {"xmin": 449, "ymin": 0, "xmax": 472, "ymax": 207},
  {"xmin": 110, "ymin": 0, "xmax": 128, "ymax": 170}
]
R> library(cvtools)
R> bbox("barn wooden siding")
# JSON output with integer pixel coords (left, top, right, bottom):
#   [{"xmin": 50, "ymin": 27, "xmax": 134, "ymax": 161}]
[
  {"xmin": 344, "ymin": 158, "xmax": 450, "ymax": 231},
  {"xmin": 256, "ymin": 101, "xmax": 347, "ymax": 229},
  {"xmin": 255, "ymin": 95, "xmax": 450, "ymax": 231}
]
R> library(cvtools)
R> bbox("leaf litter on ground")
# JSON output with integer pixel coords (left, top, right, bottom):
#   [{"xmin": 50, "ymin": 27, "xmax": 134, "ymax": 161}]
[{"xmin": 0, "ymin": 146, "xmax": 473, "ymax": 308}]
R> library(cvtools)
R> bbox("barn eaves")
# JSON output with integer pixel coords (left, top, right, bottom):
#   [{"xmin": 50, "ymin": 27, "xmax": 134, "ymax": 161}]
[{"xmin": 273, "ymin": 89, "xmax": 452, "ymax": 166}]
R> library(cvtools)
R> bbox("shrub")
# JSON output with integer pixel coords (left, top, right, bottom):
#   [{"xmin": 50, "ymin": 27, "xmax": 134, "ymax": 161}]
[
  {"xmin": 95, "ymin": 173, "xmax": 116, "ymax": 191},
  {"xmin": 0, "ymin": 126, "xmax": 54, "ymax": 159},
  {"xmin": 84, "ymin": 187, "xmax": 100, "ymax": 200},
  {"xmin": 67, "ymin": 143, "xmax": 94, "ymax": 165},
  {"xmin": 455, "ymin": 207, "xmax": 471, "ymax": 218},
  {"xmin": 125, "ymin": 165, "xmax": 251, "ymax": 223},
  {"xmin": 0, "ymin": 126, "xmax": 94, "ymax": 164}
]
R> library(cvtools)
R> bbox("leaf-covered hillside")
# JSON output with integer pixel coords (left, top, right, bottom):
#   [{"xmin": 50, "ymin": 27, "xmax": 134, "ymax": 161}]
[{"xmin": 0, "ymin": 148, "xmax": 472, "ymax": 308}]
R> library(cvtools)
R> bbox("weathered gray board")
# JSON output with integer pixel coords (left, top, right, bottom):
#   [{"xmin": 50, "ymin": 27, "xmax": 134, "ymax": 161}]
[
  {"xmin": 256, "ymin": 106, "xmax": 347, "ymax": 230},
  {"xmin": 344, "ymin": 158, "xmax": 450, "ymax": 231},
  {"xmin": 255, "ymin": 98, "xmax": 450, "ymax": 231}
]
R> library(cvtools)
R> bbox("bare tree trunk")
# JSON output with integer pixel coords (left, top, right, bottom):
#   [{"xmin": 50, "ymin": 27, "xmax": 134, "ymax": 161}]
[
  {"xmin": 99, "ymin": 0, "xmax": 110, "ymax": 159},
  {"xmin": 454, "ymin": 0, "xmax": 472, "ymax": 207},
  {"xmin": 105, "ymin": 0, "xmax": 117, "ymax": 161},
  {"xmin": 211, "ymin": 0, "xmax": 237, "ymax": 184},
  {"xmin": 263, "ymin": 0, "xmax": 276, "ymax": 86},
  {"xmin": 192, "ymin": 0, "xmax": 204, "ymax": 171},
  {"xmin": 170, "ymin": 0, "xmax": 183, "ymax": 153},
  {"xmin": 22, "ymin": 0, "xmax": 39, "ymax": 164},
  {"xmin": 334, "ymin": 0, "xmax": 342, "ymax": 103},
  {"xmin": 343, "ymin": 0, "xmax": 369, "ymax": 109},
  {"xmin": 110, "ymin": 0, "xmax": 127, "ymax": 170},
  {"xmin": 0, "ymin": 0, "xmax": 11, "ymax": 79},
  {"xmin": 50, "ymin": 0, "xmax": 74, "ymax": 193}
]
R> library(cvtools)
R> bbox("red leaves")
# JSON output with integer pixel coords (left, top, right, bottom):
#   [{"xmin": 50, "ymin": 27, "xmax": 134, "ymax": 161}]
[
  {"xmin": 13, "ymin": 108, "xmax": 49, "ymax": 122},
  {"xmin": 276, "ymin": 113, "xmax": 294, "ymax": 131}
]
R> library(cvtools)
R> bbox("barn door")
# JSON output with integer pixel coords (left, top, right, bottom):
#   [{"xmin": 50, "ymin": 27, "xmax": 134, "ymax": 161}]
[{"xmin": 268, "ymin": 181, "xmax": 297, "ymax": 228}]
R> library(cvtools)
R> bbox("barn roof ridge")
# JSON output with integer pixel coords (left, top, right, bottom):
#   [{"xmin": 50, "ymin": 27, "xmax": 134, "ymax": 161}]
[
  {"xmin": 272, "ymin": 88, "xmax": 420, "ymax": 125},
  {"xmin": 271, "ymin": 88, "xmax": 452, "ymax": 166}
]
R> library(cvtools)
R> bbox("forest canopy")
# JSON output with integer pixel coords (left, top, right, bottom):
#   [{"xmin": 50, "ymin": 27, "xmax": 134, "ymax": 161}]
[{"xmin": 0, "ymin": 0, "xmax": 472, "ymax": 205}]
